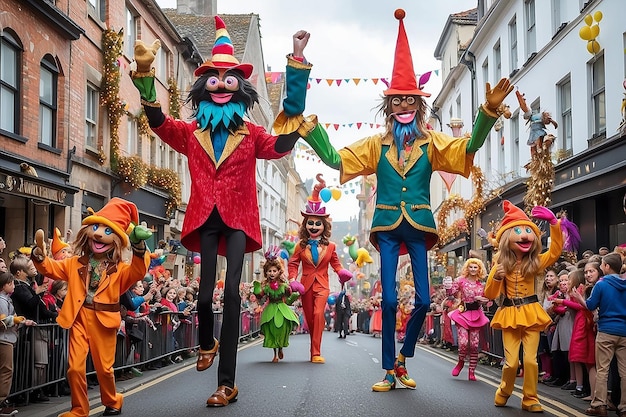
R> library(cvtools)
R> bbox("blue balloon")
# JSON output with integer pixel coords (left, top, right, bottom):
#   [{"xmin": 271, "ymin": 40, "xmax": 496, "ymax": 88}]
[
  {"xmin": 320, "ymin": 188, "xmax": 332, "ymax": 203},
  {"xmin": 280, "ymin": 249, "xmax": 289, "ymax": 260},
  {"xmin": 327, "ymin": 295, "xmax": 336, "ymax": 305}
]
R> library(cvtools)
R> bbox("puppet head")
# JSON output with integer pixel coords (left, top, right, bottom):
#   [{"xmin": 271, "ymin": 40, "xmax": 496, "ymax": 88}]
[
  {"xmin": 74, "ymin": 197, "xmax": 139, "ymax": 261},
  {"xmin": 188, "ymin": 16, "xmax": 258, "ymax": 132},
  {"xmin": 298, "ymin": 174, "xmax": 332, "ymax": 246},
  {"xmin": 51, "ymin": 227, "xmax": 71, "ymax": 260},
  {"xmin": 495, "ymin": 200, "xmax": 542, "ymax": 275}
]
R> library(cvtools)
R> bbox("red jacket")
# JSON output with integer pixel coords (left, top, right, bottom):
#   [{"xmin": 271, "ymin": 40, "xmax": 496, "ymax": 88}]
[{"xmin": 152, "ymin": 117, "xmax": 289, "ymax": 255}]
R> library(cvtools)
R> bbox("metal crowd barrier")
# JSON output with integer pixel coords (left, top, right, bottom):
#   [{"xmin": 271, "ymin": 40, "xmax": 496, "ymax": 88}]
[{"xmin": 8, "ymin": 309, "xmax": 261, "ymax": 403}]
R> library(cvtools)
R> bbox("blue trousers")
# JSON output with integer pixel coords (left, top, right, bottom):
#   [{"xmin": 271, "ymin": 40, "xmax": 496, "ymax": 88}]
[{"xmin": 377, "ymin": 220, "xmax": 430, "ymax": 370}]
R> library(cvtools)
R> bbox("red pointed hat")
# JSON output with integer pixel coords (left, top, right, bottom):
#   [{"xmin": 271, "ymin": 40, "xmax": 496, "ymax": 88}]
[
  {"xmin": 194, "ymin": 15, "xmax": 254, "ymax": 79},
  {"xmin": 82, "ymin": 197, "xmax": 139, "ymax": 247},
  {"xmin": 301, "ymin": 174, "xmax": 329, "ymax": 218},
  {"xmin": 495, "ymin": 200, "xmax": 540, "ymax": 244},
  {"xmin": 384, "ymin": 9, "xmax": 431, "ymax": 97}
]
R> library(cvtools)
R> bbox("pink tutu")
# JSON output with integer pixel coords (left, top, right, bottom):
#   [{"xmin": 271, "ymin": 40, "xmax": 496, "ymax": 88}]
[{"xmin": 448, "ymin": 308, "xmax": 489, "ymax": 330}]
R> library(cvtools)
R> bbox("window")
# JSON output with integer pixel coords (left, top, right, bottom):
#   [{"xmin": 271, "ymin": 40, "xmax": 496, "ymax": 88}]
[
  {"xmin": 509, "ymin": 17, "xmax": 518, "ymax": 72},
  {"xmin": 485, "ymin": 135, "xmax": 492, "ymax": 176},
  {"xmin": 127, "ymin": 117, "xmax": 137, "ymax": 155},
  {"xmin": 169, "ymin": 149, "xmax": 176, "ymax": 170},
  {"xmin": 558, "ymin": 78, "xmax": 572, "ymax": 154},
  {"xmin": 156, "ymin": 45, "xmax": 169, "ymax": 84},
  {"xmin": 493, "ymin": 41, "xmax": 501, "ymax": 81},
  {"xmin": 39, "ymin": 55, "xmax": 58, "ymax": 148},
  {"xmin": 150, "ymin": 137, "xmax": 157, "ymax": 166},
  {"xmin": 551, "ymin": 0, "xmax": 567, "ymax": 35},
  {"xmin": 125, "ymin": 8, "xmax": 137, "ymax": 57},
  {"xmin": 88, "ymin": 0, "xmax": 104, "ymax": 22},
  {"xmin": 85, "ymin": 83, "xmax": 99, "ymax": 149},
  {"xmin": 1, "ymin": 31, "xmax": 21, "ymax": 135},
  {"xmin": 591, "ymin": 55, "xmax": 605, "ymax": 135},
  {"xmin": 511, "ymin": 112, "xmax": 520, "ymax": 175},
  {"xmin": 456, "ymin": 95, "xmax": 461, "ymax": 118},
  {"xmin": 498, "ymin": 124, "xmax": 505, "ymax": 174},
  {"xmin": 524, "ymin": 0, "xmax": 536, "ymax": 59},
  {"xmin": 482, "ymin": 59, "xmax": 489, "ymax": 89}
]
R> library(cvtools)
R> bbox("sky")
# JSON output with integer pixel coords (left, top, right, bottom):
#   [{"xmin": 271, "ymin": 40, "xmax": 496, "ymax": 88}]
[{"xmin": 156, "ymin": 0, "xmax": 478, "ymax": 220}]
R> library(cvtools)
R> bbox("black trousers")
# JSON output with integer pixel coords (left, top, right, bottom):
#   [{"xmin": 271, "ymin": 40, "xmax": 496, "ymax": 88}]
[{"xmin": 196, "ymin": 209, "xmax": 246, "ymax": 388}]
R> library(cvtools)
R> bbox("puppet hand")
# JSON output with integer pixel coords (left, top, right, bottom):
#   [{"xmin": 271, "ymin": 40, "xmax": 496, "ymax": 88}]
[
  {"xmin": 484, "ymin": 78, "xmax": 514, "ymax": 114},
  {"xmin": 133, "ymin": 39, "xmax": 160, "ymax": 73},
  {"xmin": 531, "ymin": 206, "xmax": 557, "ymax": 225},
  {"xmin": 252, "ymin": 280, "xmax": 262, "ymax": 295},
  {"xmin": 292, "ymin": 30, "xmax": 310, "ymax": 58},
  {"xmin": 289, "ymin": 280, "xmax": 305, "ymax": 294},
  {"xmin": 13, "ymin": 316, "xmax": 25, "ymax": 325},
  {"xmin": 129, "ymin": 224, "xmax": 152, "ymax": 245},
  {"xmin": 33, "ymin": 229, "xmax": 47, "ymax": 260},
  {"xmin": 338, "ymin": 269, "xmax": 352, "ymax": 284},
  {"xmin": 515, "ymin": 89, "xmax": 530, "ymax": 113}
]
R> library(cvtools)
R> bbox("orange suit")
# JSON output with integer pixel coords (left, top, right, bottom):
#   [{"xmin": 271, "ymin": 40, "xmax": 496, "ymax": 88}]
[
  {"xmin": 288, "ymin": 241, "xmax": 343, "ymax": 359},
  {"xmin": 33, "ymin": 252, "xmax": 150, "ymax": 417}
]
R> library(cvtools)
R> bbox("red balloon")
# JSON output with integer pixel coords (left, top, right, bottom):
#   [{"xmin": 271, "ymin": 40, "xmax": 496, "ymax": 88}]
[{"xmin": 193, "ymin": 255, "xmax": 201, "ymax": 264}]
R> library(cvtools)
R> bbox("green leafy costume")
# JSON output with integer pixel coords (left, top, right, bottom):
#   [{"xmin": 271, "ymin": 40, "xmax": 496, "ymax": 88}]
[{"xmin": 254, "ymin": 282, "xmax": 300, "ymax": 349}]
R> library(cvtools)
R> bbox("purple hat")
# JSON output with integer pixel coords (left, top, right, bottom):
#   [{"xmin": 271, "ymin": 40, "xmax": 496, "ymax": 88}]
[{"xmin": 301, "ymin": 174, "xmax": 329, "ymax": 218}]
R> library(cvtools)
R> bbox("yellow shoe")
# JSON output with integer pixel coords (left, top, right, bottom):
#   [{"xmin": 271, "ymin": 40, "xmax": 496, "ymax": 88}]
[
  {"xmin": 522, "ymin": 403, "xmax": 543, "ymax": 413},
  {"xmin": 311, "ymin": 355, "xmax": 325, "ymax": 364},
  {"xmin": 494, "ymin": 390, "xmax": 509, "ymax": 407},
  {"xmin": 394, "ymin": 359, "xmax": 416, "ymax": 389},
  {"xmin": 372, "ymin": 373, "xmax": 396, "ymax": 392}
]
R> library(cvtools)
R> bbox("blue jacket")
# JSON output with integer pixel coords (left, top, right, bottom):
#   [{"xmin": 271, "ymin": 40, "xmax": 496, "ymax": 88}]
[{"xmin": 586, "ymin": 274, "xmax": 626, "ymax": 337}]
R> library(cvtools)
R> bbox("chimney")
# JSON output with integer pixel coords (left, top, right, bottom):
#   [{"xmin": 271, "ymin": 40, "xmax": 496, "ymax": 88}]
[{"xmin": 177, "ymin": 0, "xmax": 217, "ymax": 15}]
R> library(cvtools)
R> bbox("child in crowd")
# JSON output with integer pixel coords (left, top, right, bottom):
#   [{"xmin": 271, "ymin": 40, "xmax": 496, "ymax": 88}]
[
  {"xmin": 571, "ymin": 253, "xmax": 626, "ymax": 416},
  {"xmin": 559, "ymin": 270, "xmax": 597, "ymax": 399},
  {"xmin": 551, "ymin": 271, "xmax": 577, "ymax": 391},
  {"xmin": 539, "ymin": 267, "xmax": 559, "ymax": 384},
  {"xmin": 0, "ymin": 271, "xmax": 36, "ymax": 416},
  {"xmin": 254, "ymin": 246, "xmax": 302, "ymax": 363}
]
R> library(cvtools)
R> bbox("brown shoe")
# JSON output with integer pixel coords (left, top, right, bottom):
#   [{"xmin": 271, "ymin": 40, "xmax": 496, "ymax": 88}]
[
  {"xmin": 585, "ymin": 405, "xmax": 607, "ymax": 416},
  {"xmin": 196, "ymin": 337, "xmax": 219, "ymax": 371},
  {"xmin": 206, "ymin": 385, "xmax": 238, "ymax": 407}
]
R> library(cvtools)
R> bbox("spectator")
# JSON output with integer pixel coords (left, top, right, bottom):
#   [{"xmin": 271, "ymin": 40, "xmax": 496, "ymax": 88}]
[
  {"xmin": 0, "ymin": 258, "xmax": 7, "ymax": 274},
  {"xmin": 549, "ymin": 271, "xmax": 576, "ymax": 390},
  {"xmin": 571, "ymin": 253, "xmax": 626, "ymax": 416},
  {"xmin": 10, "ymin": 254, "xmax": 56, "ymax": 403},
  {"xmin": 597, "ymin": 247, "xmax": 610, "ymax": 257},
  {"xmin": 335, "ymin": 284, "xmax": 351, "ymax": 339},
  {"xmin": 0, "ymin": 271, "xmax": 36, "ymax": 416},
  {"xmin": 539, "ymin": 267, "xmax": 559, "ymax": 384}
]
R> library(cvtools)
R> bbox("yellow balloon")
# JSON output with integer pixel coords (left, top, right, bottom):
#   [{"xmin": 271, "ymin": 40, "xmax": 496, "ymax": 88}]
[
  {"xmin": 584, "ymin": 14, "xmax": 593, "ymax": 26},
  {"xmin": 579, "ymin": 25, "xmax": 592, "ymax": 41},
  {"xmin": 587, "ymin": 40, "xmax": 600, "ymax": 55},
  {"xmin": 593, "ymin": 10, "xmax": 603, "ymax": 22},
  {"xmin": 590, "ymin": 24, "xmax": 600, "ymax": 39},
  {"xmin": 331, "ymin": 188, "xmax": 342, "ymax": 201}
]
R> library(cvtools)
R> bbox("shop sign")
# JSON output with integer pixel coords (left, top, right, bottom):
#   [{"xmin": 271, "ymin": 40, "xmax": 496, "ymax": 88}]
[{"xmin": 0, "ymin": 173, "xmax": 67, "ymax": 204}]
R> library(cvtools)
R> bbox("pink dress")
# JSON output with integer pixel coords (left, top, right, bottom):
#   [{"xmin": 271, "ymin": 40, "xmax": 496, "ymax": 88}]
[
  {"xmin": 448, "ymin": 277, "xmax": 489, "ymax": 330},
  {"xmin": 563, "ymin": 298, "xmax": 595, "ymax": 365}
]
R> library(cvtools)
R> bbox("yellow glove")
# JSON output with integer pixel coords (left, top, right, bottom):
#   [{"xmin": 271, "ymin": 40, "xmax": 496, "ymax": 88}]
[
  {"xmin": 133, "ymin": 39, "xmax": 161, "ymax": 74},
  {"xmin": 13, "ymin": 316, "xmax": 26, "ymax": 325},
  {"xmin": 483, "ymin": 78, "xmax": 514, "ymax": 118},
  {"xmin": 33, "ymin": 229, "xmax": 47, "ymax": 260}
]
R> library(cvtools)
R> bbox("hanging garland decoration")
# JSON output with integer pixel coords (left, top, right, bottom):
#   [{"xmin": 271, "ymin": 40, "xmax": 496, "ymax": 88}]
[
  {"xmin": 148, "ymin": 166, "xmax": 182, "ymax": 218},
  {"xmin": 434, "ymin": 165, "xmax": 487, "ymax": 250},
  {"xmin": 168, "ymin": 77, "xmax": 181, "ymax": 120},
  {"xmin": 523, "ymin": 146, "xmax": 555, "ymax": 216},
  {"xmin": 101, "ymin": 29, "xmax": 125, "ymax": 171},
  {"xmin": 116, "ymin": 155, "xmax": 148, "ymax": 189}
]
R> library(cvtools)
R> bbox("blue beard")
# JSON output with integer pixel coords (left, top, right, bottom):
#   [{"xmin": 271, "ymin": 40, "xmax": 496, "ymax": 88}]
[
  {"xmin": 196, "ymin": 100, "xmax": 247, "ymax": 132},
  {"xmin": 392, "ymin": 119, "xmax": 421, "ymax": 158}
]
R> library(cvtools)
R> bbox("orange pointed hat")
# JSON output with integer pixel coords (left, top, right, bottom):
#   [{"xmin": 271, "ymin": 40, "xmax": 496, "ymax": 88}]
[
  {"xmin": 51, "ymin": 227, "xmax": 70, "ymax": 257},
  {"xmin": 384, "ymin": 9, "xmax": 431, "ymax": 97},
  {"xmin": 194, "ymin": 15, "xmax": 254, "ymax": 79},
  {"xmin": 495, "ymin": 200, "xmax": 540, "ymax": 244},
  {"xmin": 82, "ymin": 197, "xmax": 139, "ymax": 247}
]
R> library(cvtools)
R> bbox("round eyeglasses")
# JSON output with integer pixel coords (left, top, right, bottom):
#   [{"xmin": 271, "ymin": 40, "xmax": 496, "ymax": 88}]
[{"xmin": 391, "ymin": 96, "xmax": 416, "ymax": 106}]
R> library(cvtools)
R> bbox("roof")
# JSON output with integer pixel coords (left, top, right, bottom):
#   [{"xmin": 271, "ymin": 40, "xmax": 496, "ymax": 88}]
[
  {"xmin": 161, "ymin": 10, "xmax": 254, "ymax": 62},
  {"xmin": 433, "ymin": 8, "xmax": 478, "ymax": 59},
  {"xmin": 266, "ymin": 80, "xmax": 283, "ymax": 118}
]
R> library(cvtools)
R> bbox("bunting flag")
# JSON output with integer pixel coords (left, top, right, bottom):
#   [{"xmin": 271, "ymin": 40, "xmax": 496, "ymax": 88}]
[{"xmin": 264, "ymin": 70, "xmax": 439, "ymax": 86}]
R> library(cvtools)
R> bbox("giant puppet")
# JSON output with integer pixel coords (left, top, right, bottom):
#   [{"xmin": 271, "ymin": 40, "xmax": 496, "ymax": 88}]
[{"xmin": 131, "ymin": 17, "xmax": 313, "ymax": 407}]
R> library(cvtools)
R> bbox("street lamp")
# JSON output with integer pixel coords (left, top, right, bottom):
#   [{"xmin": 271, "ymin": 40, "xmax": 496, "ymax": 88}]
[{"xmin": 254, "ymin": 269, "xmax": 260, "ymax": 281}]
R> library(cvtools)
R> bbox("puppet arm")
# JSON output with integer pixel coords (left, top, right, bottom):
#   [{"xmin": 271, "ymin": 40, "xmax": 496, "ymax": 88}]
[
  {"xmin": 300, "ymin": 124, "xmax": 342, "ymax": 170},
  {"xmin": 130, "ymin": 40, "xmax": 166, "ymax": 127},
  {"xmin": 467, "ymin": 78, "xmax": 514, "ymax": 153}
]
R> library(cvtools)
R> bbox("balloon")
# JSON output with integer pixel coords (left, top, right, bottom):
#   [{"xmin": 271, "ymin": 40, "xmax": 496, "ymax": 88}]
[
  {"xmin": 593, "ymin": 10, "xmax": 602, "ymax": 22},
  {"xmin": 579, "ymin": 25, "xmax": 592, "ymax": 41},
  {"xmin": 590, "ymin": 24, "xmax": 600, "ymax": 39},
  {"xmin": 363, "ymin": 281, "xmax": 371, "ymax": 290},
  {"xmin": 355, "ymin": 247, "xmax": 374, "ymax": 267},
  {"xmin": 327, "ymin": 295, "xmax": 336, "ymax": 305},
  {"xmin": 193, "ymin": 255, "xmax": 201, "ymax": 264},
  {"xmin": 584, "ymin": 14, "xmax": 593, "ymax": 26},
  {"xmin": 331, "ymin": 188, "xmax": 341, "ymax": 200},
  {"xmin": 280, "ymin": 249, "xmax": 289, "ymax": 260},
  {"xmin": 349, "ymin": 278, "xmax": 356, "ymax": 287},
  {"xmin": 319, "ymin": 187, "xmax": 332, "ymax": 202},
  {"xmin": 587, "ymin": 40, "xmax": 600, "ymax": 54}
]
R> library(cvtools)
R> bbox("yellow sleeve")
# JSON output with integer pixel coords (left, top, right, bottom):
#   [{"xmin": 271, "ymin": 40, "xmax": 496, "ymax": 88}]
[
  {"xmin": 337, "ymin": 134, "xmax": 383, "ymax": 183},
  {"xmin": 484, "ymin": 264, "xmax": 504, "ymax": 300},
  {"xmin": 427, "ymin": 131, "xmax": 475, "ymax": 178}
]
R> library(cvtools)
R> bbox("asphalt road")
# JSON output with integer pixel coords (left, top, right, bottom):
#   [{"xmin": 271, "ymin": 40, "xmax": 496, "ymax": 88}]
[{"xmin": 16, "ymin": 331, "xmax": 588, "ymax": 417}]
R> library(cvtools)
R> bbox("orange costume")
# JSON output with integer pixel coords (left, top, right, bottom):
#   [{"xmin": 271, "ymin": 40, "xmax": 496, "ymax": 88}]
[
  {"xmin": 287, "ymin": 175, "xmax": 351, "ymax": 363},
  {"xmin": 32, "ymin": 198, "xmax": 151, "ymax": 417}
]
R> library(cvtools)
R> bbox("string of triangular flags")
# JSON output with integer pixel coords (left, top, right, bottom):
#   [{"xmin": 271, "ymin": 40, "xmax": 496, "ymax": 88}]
[
  {"xmin": 265, "ymin": 70, "xmax": 440, "ymax": 87},
  {"xmin": 294, "ymin": 143, "xmax": 361, "ymax": 195}
]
